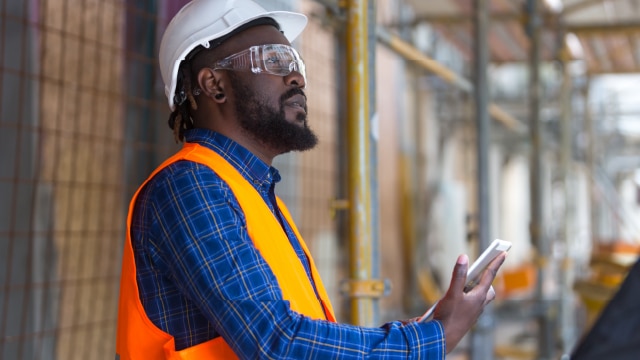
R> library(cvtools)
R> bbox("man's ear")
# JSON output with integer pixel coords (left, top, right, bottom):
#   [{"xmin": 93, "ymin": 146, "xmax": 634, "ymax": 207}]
[{"xmin": 197, "ymin": 68, "xmax": 226, "ymax": 103}]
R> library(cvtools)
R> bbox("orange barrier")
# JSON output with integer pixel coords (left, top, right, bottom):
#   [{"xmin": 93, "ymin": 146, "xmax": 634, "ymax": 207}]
[
  {"xmin": 574, "ymin": 241, "xmax": 640, "ymax": 328},
  {"xmin": 494, "ymin": 262, "xmax": 538, "ymax": 299}
]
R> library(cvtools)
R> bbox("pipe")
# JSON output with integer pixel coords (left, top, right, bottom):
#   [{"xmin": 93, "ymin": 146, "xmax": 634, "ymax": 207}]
[
  {"xmin": 346, "ymin": 0, "xmax": 377, "ymax": 327},
  {"xmin": 526, "ymin": 1, "xmax": 554, "ymax": 358},
  {"xmin": 470, "ymin": 0, "xmax": 495, "ymax": 359},
  {"xmin": 559, "ymin": 57, "xmax": 578, "ymax": 357},
  {"xmin": 366, "ymin": 0, "xmax": 381, "ymax": 326}
]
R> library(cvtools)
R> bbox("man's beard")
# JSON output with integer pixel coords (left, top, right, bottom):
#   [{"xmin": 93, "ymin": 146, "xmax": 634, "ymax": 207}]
[{"xmin": 228, "ymin": 73, "xmax": 318, "ymax": 153}]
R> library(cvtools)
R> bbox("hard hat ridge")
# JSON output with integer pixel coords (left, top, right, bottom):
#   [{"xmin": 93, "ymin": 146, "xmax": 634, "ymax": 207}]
[{"xmin": 159, "ymin": 0, "xmax": 308, "ymax": 110}]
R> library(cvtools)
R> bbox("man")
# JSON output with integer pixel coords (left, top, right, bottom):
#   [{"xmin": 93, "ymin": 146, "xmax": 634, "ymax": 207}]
[{"xmin": 116, "ymin": 0, "xmax": 507, "ymax": 359}]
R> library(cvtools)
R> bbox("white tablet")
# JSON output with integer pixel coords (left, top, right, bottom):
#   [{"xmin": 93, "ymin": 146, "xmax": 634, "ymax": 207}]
[
  {"xmin": 418, "ymin": 239, "xmax": 512, "ymax": 322},
  {"xmin": 464, "ymin": 239, "xmax": 512, "ymax": 292}
]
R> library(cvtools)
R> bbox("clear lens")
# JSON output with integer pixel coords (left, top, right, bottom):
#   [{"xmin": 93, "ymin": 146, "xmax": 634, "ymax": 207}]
[
  {"xmin": 256, "ymin": 44, "xmax": 303, "ymax": 77},
  {"xmin": 214, "ymin": 44, "xmax": 306, "ymax": 83}
]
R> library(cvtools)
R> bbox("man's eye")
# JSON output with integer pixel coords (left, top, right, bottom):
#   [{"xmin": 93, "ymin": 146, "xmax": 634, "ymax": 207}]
[
  {"xmin": 266, "ymin": 57, "xmax": 281, "ymax": 64},
  {"xmin": 266, "ymin": 55, "xmax": 294, "ymax": 66}
]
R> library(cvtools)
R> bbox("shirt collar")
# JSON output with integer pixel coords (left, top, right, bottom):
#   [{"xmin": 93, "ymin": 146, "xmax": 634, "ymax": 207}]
[{"xmin": 184, "ymin": 128, "xmax": 280, "ymax": 187}]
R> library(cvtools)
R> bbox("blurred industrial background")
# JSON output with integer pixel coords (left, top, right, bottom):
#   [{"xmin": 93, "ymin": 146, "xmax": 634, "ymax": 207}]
[{"xmin": 1, "ymin": 0, "xmax": 640, "ymax": 359}]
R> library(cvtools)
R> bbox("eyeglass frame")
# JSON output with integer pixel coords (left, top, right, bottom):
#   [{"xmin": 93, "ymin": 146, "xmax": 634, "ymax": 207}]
[{"xmin": 212, "ymin": 43, "xmax": 306, "ymax": 85}]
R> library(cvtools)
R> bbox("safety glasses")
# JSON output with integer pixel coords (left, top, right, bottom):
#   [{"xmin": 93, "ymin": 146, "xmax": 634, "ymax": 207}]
[{"xmin": 213, "ymin": 44, "xmax": 306, "ymax": 84}]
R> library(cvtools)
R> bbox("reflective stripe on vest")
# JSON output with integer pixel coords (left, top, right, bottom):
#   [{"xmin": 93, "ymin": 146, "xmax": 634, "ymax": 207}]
[{"xmin": 116, "ymin": 143, "xmax": 336, "ymax": 359}]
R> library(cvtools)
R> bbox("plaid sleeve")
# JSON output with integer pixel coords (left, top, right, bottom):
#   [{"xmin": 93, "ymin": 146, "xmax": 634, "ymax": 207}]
[{"xmin": 143, "ymin": 162, "xmax": 446, "ymax": 359}]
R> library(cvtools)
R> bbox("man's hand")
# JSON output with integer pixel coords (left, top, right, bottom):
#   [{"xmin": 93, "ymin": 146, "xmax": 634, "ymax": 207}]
[{"xmin": 433, "ymin": 252, "xmax": 507, "ymax": 353}]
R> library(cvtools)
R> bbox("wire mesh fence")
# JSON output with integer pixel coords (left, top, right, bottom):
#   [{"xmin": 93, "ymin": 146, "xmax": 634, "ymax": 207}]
[{"xmin": 0, "ymin": 0, "xmax": 340, "ymax": 358}]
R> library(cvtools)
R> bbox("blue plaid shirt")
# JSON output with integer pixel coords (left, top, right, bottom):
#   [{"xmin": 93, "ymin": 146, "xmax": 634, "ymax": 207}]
[{"xmin": 131, "ymin": 128, "xmax": 445, "ymax": 359}]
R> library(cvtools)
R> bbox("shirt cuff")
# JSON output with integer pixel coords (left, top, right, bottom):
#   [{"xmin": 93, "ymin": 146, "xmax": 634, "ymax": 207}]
[{"xmin": 403, "ymin": 319, "xmax": 446, "ymax": 359}]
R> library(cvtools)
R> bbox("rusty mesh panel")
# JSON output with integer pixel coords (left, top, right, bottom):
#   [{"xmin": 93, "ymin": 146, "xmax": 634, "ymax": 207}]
[
  {"xmin": 296, "ymin": 0, "xmax": 342, "ymax": 317},
  {"xmin": 0, "ymin": 0, "xmax": 181, "ymax": 358},
  {"xmin": 0, "ymin": 0, "xmax": 126, "ymax": 358},
  {"xmin": 272, "ymin": 0, "xmax": 343, "ymax": 319},
  {"xmin": 1, "ymin": 0, "xmax": 343, "ymax": 357}
]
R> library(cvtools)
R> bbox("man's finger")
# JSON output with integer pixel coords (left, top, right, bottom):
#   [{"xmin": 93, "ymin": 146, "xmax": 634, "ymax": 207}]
[
  {"xmin": 484, "ymin": 286, "xmax": 496, "ymax": 305},
  {"xmin": 477, "ymin": 252, "xmax": 507, "ymax": 289}
]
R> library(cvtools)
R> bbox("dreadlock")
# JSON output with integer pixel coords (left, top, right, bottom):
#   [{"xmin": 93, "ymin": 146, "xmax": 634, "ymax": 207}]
[{"xmin": 167, "ymin": 62, "xmax": 198, "ymax": 143}]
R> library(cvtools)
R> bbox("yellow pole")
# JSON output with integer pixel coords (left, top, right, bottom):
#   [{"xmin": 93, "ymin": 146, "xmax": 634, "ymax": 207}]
[{"xmin": 346, "ymin": 0, "xmax": 375, "ymax": 326}]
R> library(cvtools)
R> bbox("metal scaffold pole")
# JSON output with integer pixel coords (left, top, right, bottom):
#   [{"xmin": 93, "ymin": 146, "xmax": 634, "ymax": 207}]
[
  {"xmin": 559, "ymin": 53, "xmax": 578, "ymax": 358},
  {"xmin": 526, "ymin": 0, "xmax": 554, "ymax": 358},
  {"xmin": 345, "ymin": 0, "xmax": 382, "ymax": 327},
  {"xmin": 470, "ymin": 0, "xmax": 494, "ymax": 358}
]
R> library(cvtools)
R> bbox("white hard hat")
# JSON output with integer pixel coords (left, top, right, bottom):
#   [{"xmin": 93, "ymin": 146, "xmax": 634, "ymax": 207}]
[{"xmin": 159, "ymin": 0, "xmax": 308, "ymax": 110}]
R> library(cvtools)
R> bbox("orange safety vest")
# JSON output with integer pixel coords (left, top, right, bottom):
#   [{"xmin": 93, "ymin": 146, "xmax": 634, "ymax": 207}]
[{"xmin": 116, "ymin": 142, "xmax": 336, "ymax": 359}]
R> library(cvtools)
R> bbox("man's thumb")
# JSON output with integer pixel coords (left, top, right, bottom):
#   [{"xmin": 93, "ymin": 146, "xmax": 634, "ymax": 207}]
[{"xmin": 449, "ymin": 254, "xmax": 469, "ymax": 292}]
